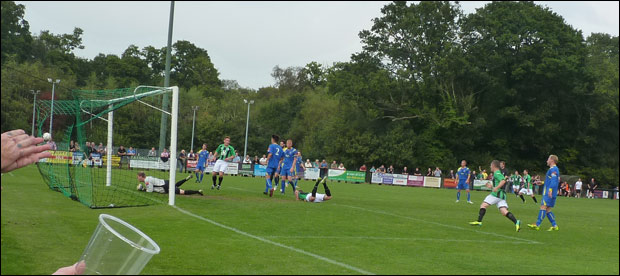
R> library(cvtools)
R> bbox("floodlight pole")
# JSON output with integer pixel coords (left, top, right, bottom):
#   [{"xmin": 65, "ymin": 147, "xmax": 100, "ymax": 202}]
[
  {"xmin": 31, "ymin": 90, "xmax": 41, "ymax": 136},
  {"xmin": 191, "ymin": 106, "xmax": 199, "ymax": 151},
  {"xmin": 243, "ymin": 99, "xmax": 254, "ymax": 160},
  {"xmin": 106, "ymin": 104, "xmax": 113, "ymax": 187},
  {"xmin": 159, "ymin": 0, "xmax": 175, "ymax": 152},
  {"xmin": 47, "ymin": 78, "xmax": 60, "ymax": 136}
]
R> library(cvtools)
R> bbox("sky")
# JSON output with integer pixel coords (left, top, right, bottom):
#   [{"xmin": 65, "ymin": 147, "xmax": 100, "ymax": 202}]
[{"xmin": 17, "ymin": 1, "xmax": 620, "ymax": 90}]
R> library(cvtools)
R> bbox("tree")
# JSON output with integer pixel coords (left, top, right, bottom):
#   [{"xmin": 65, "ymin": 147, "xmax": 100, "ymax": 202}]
[{"xmin": 1, "ymin": 1, "xmax": 32, "ymax": 63}]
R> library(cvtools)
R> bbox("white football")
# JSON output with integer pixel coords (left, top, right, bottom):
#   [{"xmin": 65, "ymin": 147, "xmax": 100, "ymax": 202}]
[{"xmin": 43, "ymin": 132, "xmax": 51, "ymax": 142}]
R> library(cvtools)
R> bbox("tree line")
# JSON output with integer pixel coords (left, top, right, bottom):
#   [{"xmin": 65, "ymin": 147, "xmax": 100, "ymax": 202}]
[{"xmin": 1, "ymin": 1, "xmax": 618, "ymax": 187}]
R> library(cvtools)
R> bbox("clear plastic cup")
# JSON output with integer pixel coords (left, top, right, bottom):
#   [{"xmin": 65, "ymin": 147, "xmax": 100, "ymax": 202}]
[{"xmin": 76, "ymin": 214, "xmax": 161, "ymax": 275}]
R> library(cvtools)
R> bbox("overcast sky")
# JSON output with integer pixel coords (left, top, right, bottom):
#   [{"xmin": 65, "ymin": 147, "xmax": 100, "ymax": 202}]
[{"xmin": 17, "ymin": 1, "xmax": 620, "ymax": 89}]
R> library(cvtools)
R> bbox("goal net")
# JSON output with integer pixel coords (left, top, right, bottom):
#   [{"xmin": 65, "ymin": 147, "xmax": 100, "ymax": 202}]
[{"xmin": 35, "ymin": 86, "xmax": 179, "ymax": 208}]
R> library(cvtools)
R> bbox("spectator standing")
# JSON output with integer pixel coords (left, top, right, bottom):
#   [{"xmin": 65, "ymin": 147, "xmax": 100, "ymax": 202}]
[
  {"xmin": 233, "ymin": 153, "xmax": 241, "ymax": 163},
  {"xmin": 243, "ymin": 155, "xmax": 252, "ymax": 164},
  {"xmin": 187, "ymin": 149, "xmax": 196, "ymax": 161},
  {"xmin": 587, "ymin": 178, "xmax": 597, "ymax": 198},
  {"xmin": 359, "ymin": 164, "xmax": 367, "ymax": 172},
  {"xmin": 331, "ymin": 161, "xmax": 338, "ymax": 169},
  {"xmin": 253, "ymin": 156, "xmax": 259, "ymax": 164},
  {"xmin": 127, "ymin": 146, "xmax": 137, "ymax": 170},
  {"xmin": 117, "ymin": 145, "xmax": 127, "ymax": 169},
  {"xmin": 178, "ymin": 149, "xmax": 187, "ymax": 173},
  {"xmin": 338, "ymin": 163, "xmax": 346, "ymax": 170},
  {"xmin": 320, "ymin": 160, "xmax": 328, "ymax": 178},
  {"xmin": 69, "ymin": 140, "xmax": 76, "ymax": 152},
  {"xmin": 402, "ymin": 166, "xmax": 409, "ymax": 175},
  {"xmin": 387, "ymin": 165, "xmax": 394, "ymax": 174},
  {"xmin": 434, "ymin": 167, "xmax": 442, "ymax": 177},
  {"xmin": 148, "ymin": 147, "xmax": 157, "ymax": 157},
  {"xmin": 313, "ymin": 159, "xmax": 320, "ymax": 169},
  {"xmin": 305, "ymin": 159, "xmax": 313, "ymax": 168},
  {"xmin": 378, "ymin": 165, "xmax": 386, "ymax": 173},
  {"xmin": 259, "ymin": 155, "xmax": 267, "ymax": 165},
  {"xmin": 414, "ymin": 168, "xmax": 422, "ymax": 176},
  {"xmin": 426, "ymin": 168, "xmax": 433, "ymax": 176},
  {"xmin": 369, "ymin": 166, "xmax": 376, "ymax": 173},
  {"xmin": 574, "ymin": 178, "xmax": 583, "ymax": 198},
  {"xmin": 449, "ymin": 170, "xmax": 455, "ymax": 179},
  {"xmin": 160, "ymin": 148, "xmax": 170, "ymax": 172}
]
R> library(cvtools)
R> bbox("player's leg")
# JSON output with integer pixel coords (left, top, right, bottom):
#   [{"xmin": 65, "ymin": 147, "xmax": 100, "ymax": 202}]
[
  {"xmin": 470, "ymin": 201, "xmax": 490, "ymax": 226},
  {"xmin": 528, "ymin": 204, "xmax": 547, "ymax": 230},
  {"xmin": 265, "ymin": 169, "xmax": 273, "ymax": 195},
  {"xmin": 322, "ymin": 179, "xmax": 332, "ymax": 200},
  {"xmin": 181, "ymin": 189, "xmax": 203, "ymax": 195},
  {"xmin": 211, "ymin": 171, "xmax": 218, "ymax": 189},
  {"xmin": 175, "ymin": 174, "xmax": 193, "ymax": 187},
  {"xmin": 518, "ymin": 189, "xmax": 526, "ymax": 203},
  {"xmin": 466, "ymin": 188, "xmax": 472, "ymax": 203},
  {"xmin": 499, "ymin": 206, "xmax": 520, "ymax": 231},
  {"xmin": 311, "ymin": 177, "xmax": 324, "ymax": 198},
  {"xmin": 456, "ymin": 188, "xmax": 461, "ymax": 202},
  {"xmin": 217, "ymin": 171, "xmax": 224, "ymax": 189},
  {"xmin": 544, "ymin": 203, "xmax": 558, "ymax": 231}
]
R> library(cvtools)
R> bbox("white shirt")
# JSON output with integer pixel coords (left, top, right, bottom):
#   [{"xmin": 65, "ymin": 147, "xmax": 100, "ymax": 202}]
[
  {"xmin": 305, "ymin": 161, "xmax": 312, "ymax": 168},
  {"xmin": 575, "ymin": 181, "xmax": 582, "ymax": 190},
  {"xmin": 144, "ymin": 176, "xmax": 166, "ymax": 193},
  {"xmin": 243, "ymin": 158, "xmax": 251, "ymax": 164},
  {"xmin": 259, "ymin": 157, "xmax": 267, "ymax": 165}
]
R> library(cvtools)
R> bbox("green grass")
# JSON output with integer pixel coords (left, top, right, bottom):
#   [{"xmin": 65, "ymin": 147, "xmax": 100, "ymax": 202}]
[{"xmin": 2, "ymin": 165, "xmax": 618, "ymax": 275}]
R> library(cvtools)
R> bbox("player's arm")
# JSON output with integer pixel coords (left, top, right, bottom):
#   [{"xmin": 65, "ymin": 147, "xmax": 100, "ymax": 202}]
[
  {"xmin": 291, "ymin": 156, "xmax": 298, "ymax": 172},
  {"xmin": 466, "ymin": 170, "xmax": 471, "ymax": 183},
  {"xmin": 493, "ymin": 179, "xmax": 507, "ymax": 193}
]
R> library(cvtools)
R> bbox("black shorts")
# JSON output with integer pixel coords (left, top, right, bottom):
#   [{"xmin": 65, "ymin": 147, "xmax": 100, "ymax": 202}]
[{"xmin": 162, "ymin": 180, "xmax": 181, "ymax": 194}]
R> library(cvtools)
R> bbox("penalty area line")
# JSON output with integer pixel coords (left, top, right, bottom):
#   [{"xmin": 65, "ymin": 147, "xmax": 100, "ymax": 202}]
[
  {"xmin": 268, "ymin": 236, "xmax": 536, "ymax": 244},
  {"xmin": 171, "ymin": 205, "xmax": 375, "ymax": 275},
  {"xmin": 335, "ymin": 204, "xmax": 541, "ymax": 245}
]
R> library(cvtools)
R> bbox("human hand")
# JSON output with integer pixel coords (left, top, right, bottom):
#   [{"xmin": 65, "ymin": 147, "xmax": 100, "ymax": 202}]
[
  {"xmin": 52, "ymin": 261, "xmax": 85, "ymax": 275},
  {"xmin": 1, "ymin": 129, "xmax": 52, "ymax": 173}
]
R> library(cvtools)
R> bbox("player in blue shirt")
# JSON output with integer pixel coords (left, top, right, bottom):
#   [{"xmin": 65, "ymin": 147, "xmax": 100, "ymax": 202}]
[
  {"xmin": 264, "ymin": 135, "xmax": 283, "ymax": 197},
  {"xmin": 528, "ymin": 155, "xmax": 560, "ymax": 231},
  {"xmin": 278, "ymin": 139, "xmax": 298, "ymax": 194},
  {"xmin": 273, "ymin": 140, "xmax": 286, "ymax": 192},
  {"xmin": 456, "ymin": 160, "xmax": 473, "ymax": 204},
  {"xmin": 195, "ymin": 144, "xmax": 209, "ymax": 183}
]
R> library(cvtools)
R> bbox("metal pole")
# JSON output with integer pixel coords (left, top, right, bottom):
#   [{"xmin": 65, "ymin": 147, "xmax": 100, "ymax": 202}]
[
  {"xmin": 191, "ymin": 106, "xmax": 198, "ymax": 151},
  {"xmin": 49, "ymin": 82, "xmax": 56, "ymax": 135},
  {"xmin": 31, "ymin": 90, "xmax": 40, "ymax": 136},
  {"xmin": 243, "ymin": 101, "xmax": 251, "ymax": 159},
  {"xmin": 169, "ymin": 86, "xmax": 179, "ymax": 206},
  {"xmin": 106, "ymin": 104, "xmax": 113, "ymax": 187},
  {"xmin": 159, "ymin": 1, "xmax": 175, "ymax": 152}
]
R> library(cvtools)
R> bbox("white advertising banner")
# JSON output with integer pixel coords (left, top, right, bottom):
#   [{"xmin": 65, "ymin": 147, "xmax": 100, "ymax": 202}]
[
  {"xmin": 424, "ymin": 176, "xmax": 441, "ymax": 188},
  {"xmin": 304, "ymin": 168, "xmax": 320, "ymax": 180},
  {"xmin": 393, "ymin": 174, "xmax": 408, "ymax": 186}
]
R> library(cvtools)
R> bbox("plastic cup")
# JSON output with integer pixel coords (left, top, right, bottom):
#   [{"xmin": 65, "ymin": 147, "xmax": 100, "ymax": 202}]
[{"xmin": 76, "ymin": 214, "xmax": 160, "ymax": 275}]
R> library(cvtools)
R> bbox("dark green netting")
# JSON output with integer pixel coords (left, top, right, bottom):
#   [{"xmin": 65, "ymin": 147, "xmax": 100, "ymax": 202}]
[{"xmin": 35, "ymin": 86, "xmax": 173, "ymax": 208}]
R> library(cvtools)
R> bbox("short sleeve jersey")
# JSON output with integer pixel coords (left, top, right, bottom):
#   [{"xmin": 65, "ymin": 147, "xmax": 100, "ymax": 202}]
[
  {"xmin": 491, "ymin": 170, "xmax": 507, "ymax": 199},
  {"xmin": 267, "ymin": 144, "xmax": 283, "ymax": 169},
  {"xmin": 198, "ymin": 150, "xmax": 209, "ymax": 165},
  {"xmin": 282, "ymin": 148, "xmax": 298, "ymax": 169},
  {"xmin": 523, "ymin": 174, "xmax": 532, "ymax": 189},
  {"xmin": 215, "ymin": 144, "xmax": 235, "ymax": 161},
  {"xmin": 544, "ymin": 166, "xmax": 560, "ymax": 198},
  {"xmin": 457, "ymin": 167, "xmax": 470, "ymax": 181}
]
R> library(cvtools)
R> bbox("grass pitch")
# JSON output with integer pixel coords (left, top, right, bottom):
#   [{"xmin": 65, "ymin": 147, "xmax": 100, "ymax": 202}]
[{"xmin": 2, "ymin": 165, "xmax": 618, "ymax": 274}]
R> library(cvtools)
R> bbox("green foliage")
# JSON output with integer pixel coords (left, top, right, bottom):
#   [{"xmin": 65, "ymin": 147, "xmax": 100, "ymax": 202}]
[{"xmin": 0, "ymin": 1, "xmax": 618, "ymax": 187}]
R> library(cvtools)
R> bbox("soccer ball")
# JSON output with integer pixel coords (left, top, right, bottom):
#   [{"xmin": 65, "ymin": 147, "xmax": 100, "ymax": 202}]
[{"xmin": 43, "ymin": 132, "xmax": 51, "ymax": 142}]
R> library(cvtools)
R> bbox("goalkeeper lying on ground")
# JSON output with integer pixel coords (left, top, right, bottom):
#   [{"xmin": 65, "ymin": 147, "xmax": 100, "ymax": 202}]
[
  {"xmin": 136, "ymin": 172, "xmax": 203, "ymax": 195},
  {"xmin": 295, "ymin": 177, "xmax": 332, "ymax": 203}
]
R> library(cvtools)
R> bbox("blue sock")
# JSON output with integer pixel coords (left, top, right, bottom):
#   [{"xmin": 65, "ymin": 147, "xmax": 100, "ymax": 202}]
[
  {"xmin": 536, "ymin": 210, "xmax": 545, "ymax": 226},
  {"xmin": 546, "ymin": 211, "xmax": 557, "ymax": 227},
  {"xmin": 199, "ymin": 173, "xmax": 204, "ymax": 182},
  {"xmin": 293, "ymin": 179, "xmax": 298, "ymax": 191},
  {"xmin": 195, "ymin": 172, "xmax": 199, "ymax": 181},
  {"xmin": 457, "ymin": 191, "xmax": 461, "ymax": 200},
  {"xmin": 266, "ymin": 178, "xmax": 272, "ymax": 193},
  {"xmin": 467, "ymin": 192, "xmax": 471, "ymax": 202},
  {"xmin": 281, "ymin": 179, "xmax": 286, "ymax": 188},
  {"xmin": 282, "ymin": 181, "xmax": 286, "ymax": 193}
]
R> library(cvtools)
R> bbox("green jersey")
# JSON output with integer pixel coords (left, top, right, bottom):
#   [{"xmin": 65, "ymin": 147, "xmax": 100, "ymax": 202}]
[
  {"xmin": 511, "ymin": 175, "xmax": 522, "ymax": 185},
  {"xmin": 523, "ymin": 174, "xmax": 532, "ymax": 189},
  {"xmin": 215, "ymin": 144, "xmax": 235, "ymax": 161},
  {"xmin": 491, "ymin": 170, "xmax": 507, "ymax": 199}
]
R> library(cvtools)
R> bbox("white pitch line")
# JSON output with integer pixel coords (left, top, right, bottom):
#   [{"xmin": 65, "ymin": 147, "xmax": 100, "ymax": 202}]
[
  {"xmin": 268, "ymin": 236, "xmax": 536, "ymax": 245},
  {"xmin": 172, "ymin": 205, "xmax": 375, "ymax": 275},
  {"xmin": 335, "ymin": 204, "xmax": 541, "ymax": 244}
]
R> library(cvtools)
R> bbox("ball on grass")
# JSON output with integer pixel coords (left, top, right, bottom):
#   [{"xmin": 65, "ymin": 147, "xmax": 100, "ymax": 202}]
[{"xmin": 43, "ymin": 132, "xmax": 51, "ymax": 142}]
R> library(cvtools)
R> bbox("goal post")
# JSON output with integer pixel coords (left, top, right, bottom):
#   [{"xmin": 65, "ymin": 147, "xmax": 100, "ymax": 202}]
[{"xmin": 35, "ymin": 86, "xmax": 180, "ymax": 208}]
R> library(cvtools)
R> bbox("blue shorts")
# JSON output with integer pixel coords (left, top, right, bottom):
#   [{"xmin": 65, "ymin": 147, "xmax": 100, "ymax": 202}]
[
  {"xmin": 266, "ymin": 167, "xmax": 278, "ymax": 176},
  {"xmin": 196, "ymin": 165, "xmax": 205, "ymax": 172},
  {"xmin": 542, "ymin": 196, "xmax": 557, "ymax": 208},
  {"xmin": 457, "ymin": 180, "xmax": 469, "ymax": 190},
  {"xmin": 280, "ymin": 166, "xmax": 294, "ymax": 177}
]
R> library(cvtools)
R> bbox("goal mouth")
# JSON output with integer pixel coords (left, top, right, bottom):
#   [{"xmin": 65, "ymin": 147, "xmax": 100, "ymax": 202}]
[{"xmin": 36, "ymin": 86, "xmax": 180, "ymax": 208}]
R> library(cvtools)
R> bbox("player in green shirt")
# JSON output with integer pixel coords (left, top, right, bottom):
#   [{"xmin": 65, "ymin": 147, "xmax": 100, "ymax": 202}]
[
  {"xmin": 511, "ymin": 171, "xmax": 523, "ymax": 197},
  {"xmin": 517, "ymin": 169, "xmax": 537, "ymax": 203},
  {"xmin": 469, "ymin": 160, "xmax": 521, "ymax": 232},
  {"xmin": 210, "ymin": 136, "xmax": 236, "ymax": 190}
]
